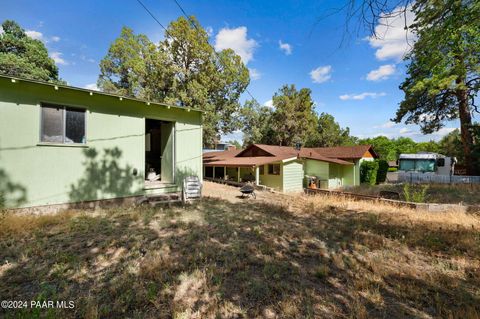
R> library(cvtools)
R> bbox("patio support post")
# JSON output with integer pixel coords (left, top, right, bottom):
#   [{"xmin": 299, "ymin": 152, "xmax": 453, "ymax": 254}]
[
  {"xmin": 224, "ymin": 166, "xmax": 226, "ymax": 180},
  {"xmin": 255, "ymin": 166, "xmax": 260, "ymax": 185},
  {"xmin": 213, "ymin": 166, "xmax": 215, "ymax": 179},
  {"xmin": 237, "ymin": 167, "xmax": 240, "ymax": 182}
]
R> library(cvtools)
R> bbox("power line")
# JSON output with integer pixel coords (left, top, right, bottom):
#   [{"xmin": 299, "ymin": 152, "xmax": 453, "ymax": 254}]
[
  {"xmin": 170, "ymin": 0, "xmax": 258, "ymax": 102},
  {"xmin": 135, "ymin": 0, "xmax": 259, "ymax": 103}
]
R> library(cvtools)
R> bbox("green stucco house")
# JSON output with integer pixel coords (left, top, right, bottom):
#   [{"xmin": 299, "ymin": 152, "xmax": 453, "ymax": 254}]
[
  {"xmin": 0, "ymin": 75, "xmax": 203, "ymax": 209},
  {"xmin": 203, "ymin": 144, "xmax": 377, "ymax": 192}
]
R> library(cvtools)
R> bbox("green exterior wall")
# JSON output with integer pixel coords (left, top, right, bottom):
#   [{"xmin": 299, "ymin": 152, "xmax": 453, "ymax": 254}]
[
  {"xmin": 343, "ymin": 163, "xmax": 356, "ymax": 186},
  {"xmin": 258, "ymin": 163, "xmax": 282, "ymax": 191},
  {"xmin": 304, "ymin": 159, "xmax": 329, "ymax": 182},
  {"xmin": 282, "ymin": 160, "xmax": 304, "ymax": 192},
  {"xmin": 0, "ymin": 77, "xmax": 202, "ymax": 208}
]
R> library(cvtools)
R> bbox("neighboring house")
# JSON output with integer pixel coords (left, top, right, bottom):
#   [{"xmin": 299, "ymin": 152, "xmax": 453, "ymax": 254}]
[
  {"xmin": 0, "ymin": 75, "xmax": 202, "ymax": 209},
  {"xmin": 203, "ymin": 144, "xmax": 377, "ymax": 192},
  {"xmin": 202, "ymin": 142, "xmax": 237, "ymax": 153}
]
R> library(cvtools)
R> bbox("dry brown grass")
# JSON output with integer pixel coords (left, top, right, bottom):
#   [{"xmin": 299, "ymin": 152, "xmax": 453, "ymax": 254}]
[{"xmin": 1, "ymin": 184, "xmax": 479, "ymax": 318}]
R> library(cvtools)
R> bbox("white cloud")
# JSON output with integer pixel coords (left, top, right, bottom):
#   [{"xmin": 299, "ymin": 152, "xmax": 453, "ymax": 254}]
[
  {"xmin": 264, "ymin": 100, "xmax": 274, "ymax": 108},
  {"xmin": 399, "ymin": 127, "xmax": 414, "ymax": 134},
  {"xmin": 25, "ymin": 30, "xmax": 43, "ymax": 41},
  {"xmin": 214, "ymin": 26, "xmax": 258, "ymax": 64},
  {"xmin": 249, "ymin": 68, "xmax": 261, "ymax": 80},
  {"xmin": 368, "ymin": 5, "xmax": 416, "ymax": 61},
  {"xmin": 431, "ymin": 127, "xmax": 456, "ymax": 137},
  {"xmin": 84, "ymin": 83, "xmax": 99, "ymax": 91},
  {"xmin": 50, "ymin": 52, "xmax": 68, "ymax": 65},
  {"xmin": 366, "ymin": 64, "xmax": 396, "ymax": 81},
  {"xmin": 310, "ymin": 65, "xmax": 332, "ymax": 84},
  {"xmin": 278, "ymin": 40, "xmax": 292, "ymax": 55},
  {"xmin": 50, "ymin": 36, "xmax": 60, "ymax": 42},
  {"xmin": 339, "ymin": 92, "xmax": 386, "ymax": 100},
  {"xmin": 374, "ymin": 121, "xmax": 397, "ymax": 128}
]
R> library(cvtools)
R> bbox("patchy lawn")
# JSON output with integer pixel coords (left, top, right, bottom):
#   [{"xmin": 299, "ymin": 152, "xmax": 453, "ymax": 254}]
[
  {"xmin": 1, "ymin": 182, "xmax": 479, "ymax": 318},
  {"xmin": 346, "ymin": 183, "xmax": 480, "ymax": 205}
]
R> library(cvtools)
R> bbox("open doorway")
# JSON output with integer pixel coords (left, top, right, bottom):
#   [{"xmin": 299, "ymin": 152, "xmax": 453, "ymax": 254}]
[{"xmin": 145, "ymin": 119, "xmax": 174, "ymax": 187}]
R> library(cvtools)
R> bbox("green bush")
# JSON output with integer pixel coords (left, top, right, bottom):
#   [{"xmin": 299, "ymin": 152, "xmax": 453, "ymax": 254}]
[
  {"xmin": 388, "ymin": 167, "xmax": 398, "ymax": 172},
  {"xmin": 360, "ymin": 160, "xmax": 378, "ymax": 185},
  {"xmin": 376, "ymin": 159, "xmax": 389, "ymax": 184},
  {"xmin": 403, "ymin": 184, "xmax": 429, "ymax": 203}
]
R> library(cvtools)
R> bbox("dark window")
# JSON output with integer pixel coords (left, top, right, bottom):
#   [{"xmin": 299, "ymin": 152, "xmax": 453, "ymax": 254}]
[
  {"xmin": 259, "ymin": 165, "xmax": 264, "ymax": 175},
  {"xmin": 205, "ymin": 166, "xmax": 213, "ymax": 178},
  {"xmin": 268, "ymin": 164, "xmax": 280, "ymax": 175},
  {"xmin": 41, "ymin": 103, "xmax": 86, "ymax": 144},
  {"xmin": 214, "ymin": 167, "xmax": 225, "ymax": 179},
  {"xmin": 437, "ymin": 158, "xmax": 445, "ymax": 167}
]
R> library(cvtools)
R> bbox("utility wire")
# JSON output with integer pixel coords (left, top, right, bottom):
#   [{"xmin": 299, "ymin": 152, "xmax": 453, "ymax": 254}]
[
  {"xmin": 170, "ymin": 0, "xmax": 258, "ymax": 102},
  {"xmin": 135, "ymin": 0, "xmax": 259, "ymax": 103}
]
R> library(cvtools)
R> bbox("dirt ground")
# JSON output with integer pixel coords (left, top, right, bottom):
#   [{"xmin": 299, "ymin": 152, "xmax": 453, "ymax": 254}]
[{"xmin": 202, "ymin": 181, "xmax": 291, "ymax": 203}]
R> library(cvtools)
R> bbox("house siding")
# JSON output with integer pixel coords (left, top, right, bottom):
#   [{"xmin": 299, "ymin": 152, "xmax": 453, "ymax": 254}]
[
  {"xmin": 282, "ymin": 160, "xmax": 304, "ymax": 192},
  {"xmin": 259, "ymin": 164, "xmax": 282, "ymax": 191},
  {"xmin": 0, "ymin": 77, "xmax": 202, "ymax": 208},
  {"xmin": 304, "ymin": 159, "xmax": 329, "ymax": 188}
]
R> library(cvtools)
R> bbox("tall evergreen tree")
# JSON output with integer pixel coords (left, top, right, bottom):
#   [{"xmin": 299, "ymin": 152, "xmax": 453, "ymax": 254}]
[
  {"xmin": 268, "ymin": 85, "xmax": 318, "ymax": 146},
  {"xmin": 98, "ymin": 17, "xmax": 249, "ymax": 147},
  {"xmin": 309, "ymin": 112, "xmax": 355, "ymax": 147},
  {"xmin": 394, "ymin": 0, "xmax": 480, "ymax": 175},
  {"xmin": 0, "ymin": 20, "xmax": 60, "ymax": 82}
]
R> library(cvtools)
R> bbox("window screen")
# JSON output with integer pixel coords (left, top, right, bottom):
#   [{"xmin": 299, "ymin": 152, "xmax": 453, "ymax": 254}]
[
  {"xmin": 41, "ymin": 104, "xmax": 86, "ymax": 144},
  {"xmin": 65, "ymin": 108, "xmax": 86, "ymax": 143},
  {"xmin": 268, "ymin": 164, "xmax": 280, "ymax": 175},
  {"xmin": 41, "ymin": 105, "xmax": 64, "ymax": 143}
]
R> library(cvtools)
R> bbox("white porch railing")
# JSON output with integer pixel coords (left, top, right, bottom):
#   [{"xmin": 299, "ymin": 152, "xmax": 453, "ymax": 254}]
[{"xmin": 398, "ymin": 172, "xmax": 480, "ymax": 184}]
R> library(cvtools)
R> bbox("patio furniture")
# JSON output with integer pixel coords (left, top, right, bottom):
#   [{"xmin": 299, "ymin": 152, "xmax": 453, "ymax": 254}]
[
  {"xmin": 239, "ymin": 184, "xmax": 256, "ymax": 199},
  {"xmin": 182, "ymin": 176, "xmax": 202, "ymax": 203}
]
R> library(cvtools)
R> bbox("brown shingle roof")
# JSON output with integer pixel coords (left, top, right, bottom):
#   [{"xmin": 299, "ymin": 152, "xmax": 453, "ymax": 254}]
[
  {"xmin": 311, "ymin": 145, "xmax": 377, "ymax": 159},
  {"xmin": 203, "ymin": 143, "xmax": 375, "ymax": 167}
]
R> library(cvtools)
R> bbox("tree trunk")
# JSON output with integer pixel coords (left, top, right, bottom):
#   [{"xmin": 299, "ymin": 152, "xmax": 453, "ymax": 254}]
[{"xmin": 456, "ymin": 87, "xmax": 476, "ymax": 175}]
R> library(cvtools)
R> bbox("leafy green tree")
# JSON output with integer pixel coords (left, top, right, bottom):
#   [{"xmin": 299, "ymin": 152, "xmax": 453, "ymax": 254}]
[
  {"xmin": 438, "ymin": 129, "xmax": 464, "ymax": 164},
  {"xmin": 309, "ymin": 112, "xmax": 355, "ymax": 147},
  {"xmin": 98, "ymin": 27, "xmax": 159, "ymax": 99},
  {"xmin": 416, "ymin": 141, "xmax": 440, "ymax": 154},
  {"xmin": 394, "ymin": 0, "xmax": 480, "ymax": 175},
  {"xmin": 358, "ymin": 136, "xmax": 396, "ymax": 161},
  {"xmin": 267, "ymin": 85, "xmax": 318, "ymax": 146},
  {"xmin": 0, "ymin": 20, "xmax": 60, "ymax": 82},
  {"xmin": 238, "ymin": 99, "xmax": 273, "ymax": 146},
  {"xmin": 98, "ymin": 17, "xmax": 249, "ymax": 147}
]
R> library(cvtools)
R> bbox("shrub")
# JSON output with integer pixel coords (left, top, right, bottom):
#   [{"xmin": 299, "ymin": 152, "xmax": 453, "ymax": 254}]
[
  {"xmin": 360, "ymin": 161, "xmax": 378, "ymax": 185},
  {"xmin": 376, "ymin": 159, "xmax": 389, "ymax": 184},
  {"xmin": 403, "ymin": 183, "xmax": 429, "ymax": 203},
  {"xmin": 388, "ymin": 167, "xmax": 398, "ymax": 172}
]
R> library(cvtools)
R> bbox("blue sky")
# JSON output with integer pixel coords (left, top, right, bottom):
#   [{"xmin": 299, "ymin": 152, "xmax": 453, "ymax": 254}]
[{"xmin": 2, "ymin": 0, "xmax": 458, "ymax": 142}]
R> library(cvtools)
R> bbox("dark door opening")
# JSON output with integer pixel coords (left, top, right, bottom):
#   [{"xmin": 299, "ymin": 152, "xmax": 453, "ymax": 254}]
[{"xmin": 145, "ymin": 119, "xmax": 174, "ymax": 184}]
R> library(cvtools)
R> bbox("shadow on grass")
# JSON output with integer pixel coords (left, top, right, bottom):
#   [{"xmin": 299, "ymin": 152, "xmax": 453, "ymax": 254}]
[{"xmin": 0, "ymin": 197, "xmax": 479, "ymax": 318}]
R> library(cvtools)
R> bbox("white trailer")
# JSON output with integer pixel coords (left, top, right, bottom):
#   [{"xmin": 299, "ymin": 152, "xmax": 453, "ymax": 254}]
[{"xmin": 398, "ymin": 152, "xmax": 455, "ymax": 175}]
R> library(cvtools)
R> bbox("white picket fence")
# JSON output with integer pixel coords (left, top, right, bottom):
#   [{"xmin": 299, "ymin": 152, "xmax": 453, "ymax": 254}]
[{"xmin": 398, "ymin": 172, "xmax": 480, "ymax": 184}]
